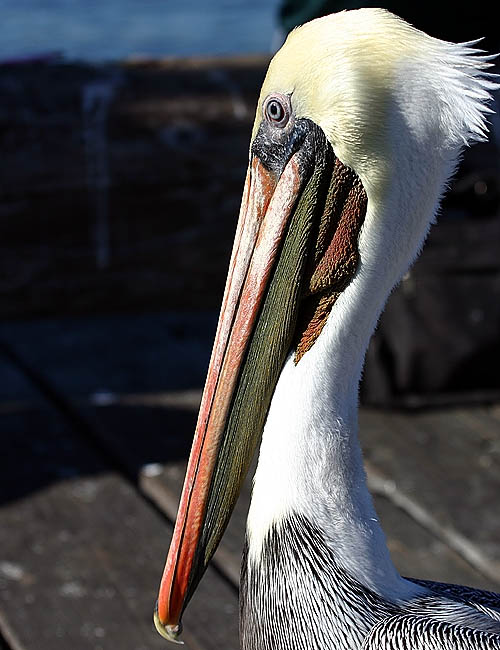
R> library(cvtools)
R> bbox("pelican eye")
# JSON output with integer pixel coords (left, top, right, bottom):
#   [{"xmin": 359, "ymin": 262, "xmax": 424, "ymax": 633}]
[{"xmin": 264, "ymin": 94, "xmax": 290, "ymax": 127}]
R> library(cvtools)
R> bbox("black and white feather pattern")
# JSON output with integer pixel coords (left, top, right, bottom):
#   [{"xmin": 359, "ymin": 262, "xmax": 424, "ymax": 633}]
[
  {"xmin": 363, "ymin": 614, "xmax": 500, "ymax": 649},
  {"xmin": 240, "ymin": 515, "xmax": 500, "ymax": 650}
]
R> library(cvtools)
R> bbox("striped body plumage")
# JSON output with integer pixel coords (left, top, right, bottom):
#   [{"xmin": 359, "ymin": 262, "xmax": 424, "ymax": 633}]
[{"xmin": 241, "ymin": 516, "xmax": 500, "ymax": 649}]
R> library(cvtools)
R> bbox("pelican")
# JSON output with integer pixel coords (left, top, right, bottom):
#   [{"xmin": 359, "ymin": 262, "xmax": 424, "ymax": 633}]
[{"xmin": 154, "ymin": 9, "xmax": 500, "ymax": 649}]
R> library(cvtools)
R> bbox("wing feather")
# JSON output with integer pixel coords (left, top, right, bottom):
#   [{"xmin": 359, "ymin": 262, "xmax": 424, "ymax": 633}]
[
  {"xmin": 362, "ymin": 614, "xmax": 500, "ymax": 650},
  {"xmin": 410, "ymin": 579, "xmax": 500, "ymax": 623}
]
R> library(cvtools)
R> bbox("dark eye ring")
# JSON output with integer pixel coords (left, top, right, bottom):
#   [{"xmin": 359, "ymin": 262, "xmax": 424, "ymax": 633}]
[{"xmin": 264, "ymin": 94, "xmax": 289, "ymax": 127}]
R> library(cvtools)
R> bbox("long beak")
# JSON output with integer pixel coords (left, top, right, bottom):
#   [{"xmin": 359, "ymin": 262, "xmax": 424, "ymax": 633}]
[
  {"xmin": 154, "ymin": 120, "xmax": 366, "ymax": 642},
  {"xmin": 154, "ymin": 147, "xmax": 309, "ymax": 639}
]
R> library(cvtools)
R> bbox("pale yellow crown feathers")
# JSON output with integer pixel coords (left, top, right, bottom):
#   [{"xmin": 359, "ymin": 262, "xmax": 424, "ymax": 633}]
[{"xmin": 252, "ymin": 8, "xmax": 498, "ymax": 194}]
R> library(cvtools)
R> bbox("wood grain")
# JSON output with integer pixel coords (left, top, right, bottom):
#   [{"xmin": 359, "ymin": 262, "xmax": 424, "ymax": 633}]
[
  {"xmin": 0, "ymin": 406, "xmax": 238, "ymax": 650},
  {"xmin": 1, "ymin": 318, "xmax": 499, "ymax": 650},
  {"xmin": 81, "ymin": 399, "xmax": 500, "ymax": 593},
  {"xmin": 360, "ymin": 407, "xmax": 500, "ymax": 584}
]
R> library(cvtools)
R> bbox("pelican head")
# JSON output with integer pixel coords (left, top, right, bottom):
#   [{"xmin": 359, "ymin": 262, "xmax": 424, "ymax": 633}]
[{"xmin": 154, "ymin": 8, "xmax": 497, "ymax": 642}]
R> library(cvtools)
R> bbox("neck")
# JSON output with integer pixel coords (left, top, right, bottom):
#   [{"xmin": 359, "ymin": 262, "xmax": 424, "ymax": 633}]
[
  {"xmin": 246, "ymin": 188, "xmax": 441, "ymax": 598},
  {"xmin": 247, "ymin": 311, "xmax": 404, "ymax": 597}
]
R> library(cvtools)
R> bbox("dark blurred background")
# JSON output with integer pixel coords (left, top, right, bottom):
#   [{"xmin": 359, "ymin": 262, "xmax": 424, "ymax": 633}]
[
  {"xmin": 0, "ymin": 4, "xmax": 499, "ymax": 650},
  {"xmin": 1, "ymin": 0, "xmax": 499, "ymax": 406}
]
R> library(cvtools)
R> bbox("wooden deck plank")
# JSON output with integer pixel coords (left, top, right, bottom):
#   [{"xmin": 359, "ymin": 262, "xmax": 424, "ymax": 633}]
[
  {"xmin": 75, "ymin": 402, "xmax": 245, "ymax": 588},
  {"xmin": 359, "ymin": 407, "xmax": 500, "ymax": 584},
  {"xmin": 3, "ymin": 315, "xmax": 499, "ymax": 594},
  {"xmin": 141, "ymin": 456, "xmax": 249, "ymax": 589},
  {"xmin": 144, "ymin": 456, "xmax": 500, "ymax": 592},
  {"xmin": 0, "ymin": 632, "xmax": 10, "ymax": 650},
  {"xmin": 81, "ymin": 400, "xmax": 500, "ymax": 593},
  {"xmin": 142, "ymin": 452, "xmax": 500, "ymax": 593},
  {"xmin": 0, "ymin": 406, "xmax": 238, "ymax": 650}
]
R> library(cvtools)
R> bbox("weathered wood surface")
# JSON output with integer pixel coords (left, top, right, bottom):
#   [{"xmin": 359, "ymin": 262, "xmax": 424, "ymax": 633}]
[
  {"xmin": 1, "ymin": 313, "xmax": 499, "ymax": 649},
  {"xmin": 1, "ymin": 315, "xmax": 500, "ymax": 577},
  {"xmin": 360, "ymin": 408, "xmax": 500, "ymax": 583},
  {"xmin": 0, "ymin": 396, "xmax": 497, "ymax": 650},
  {"xmin": 141, "ymin": 444, "xmax": 500, "ymax": 593},
  {"xmin": 0, "ymin": 356, "xmax": 238, "ymax": 650}
]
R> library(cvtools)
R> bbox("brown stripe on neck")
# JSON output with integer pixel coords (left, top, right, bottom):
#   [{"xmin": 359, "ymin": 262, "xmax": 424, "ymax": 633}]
[{"xmin": 294, "ymin": 158, "xmax": 367, "ymax": 362}]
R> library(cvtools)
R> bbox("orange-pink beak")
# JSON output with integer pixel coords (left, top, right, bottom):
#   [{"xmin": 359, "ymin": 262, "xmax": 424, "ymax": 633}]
[{"xmin": 154, "ymin": 152, "xmax": 306, "ymax": 641}]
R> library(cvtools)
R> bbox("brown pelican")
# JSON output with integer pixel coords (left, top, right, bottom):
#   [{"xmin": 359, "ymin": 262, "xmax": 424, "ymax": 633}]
[{"xmin": 154, "ymin": 8, "xmax": 500, "ymax": 649}]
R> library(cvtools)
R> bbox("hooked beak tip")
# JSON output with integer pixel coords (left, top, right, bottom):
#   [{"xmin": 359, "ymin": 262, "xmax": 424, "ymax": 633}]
[{"xmin": 154, "ymin": 603, "xmax": 184, "ymax": 645}]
